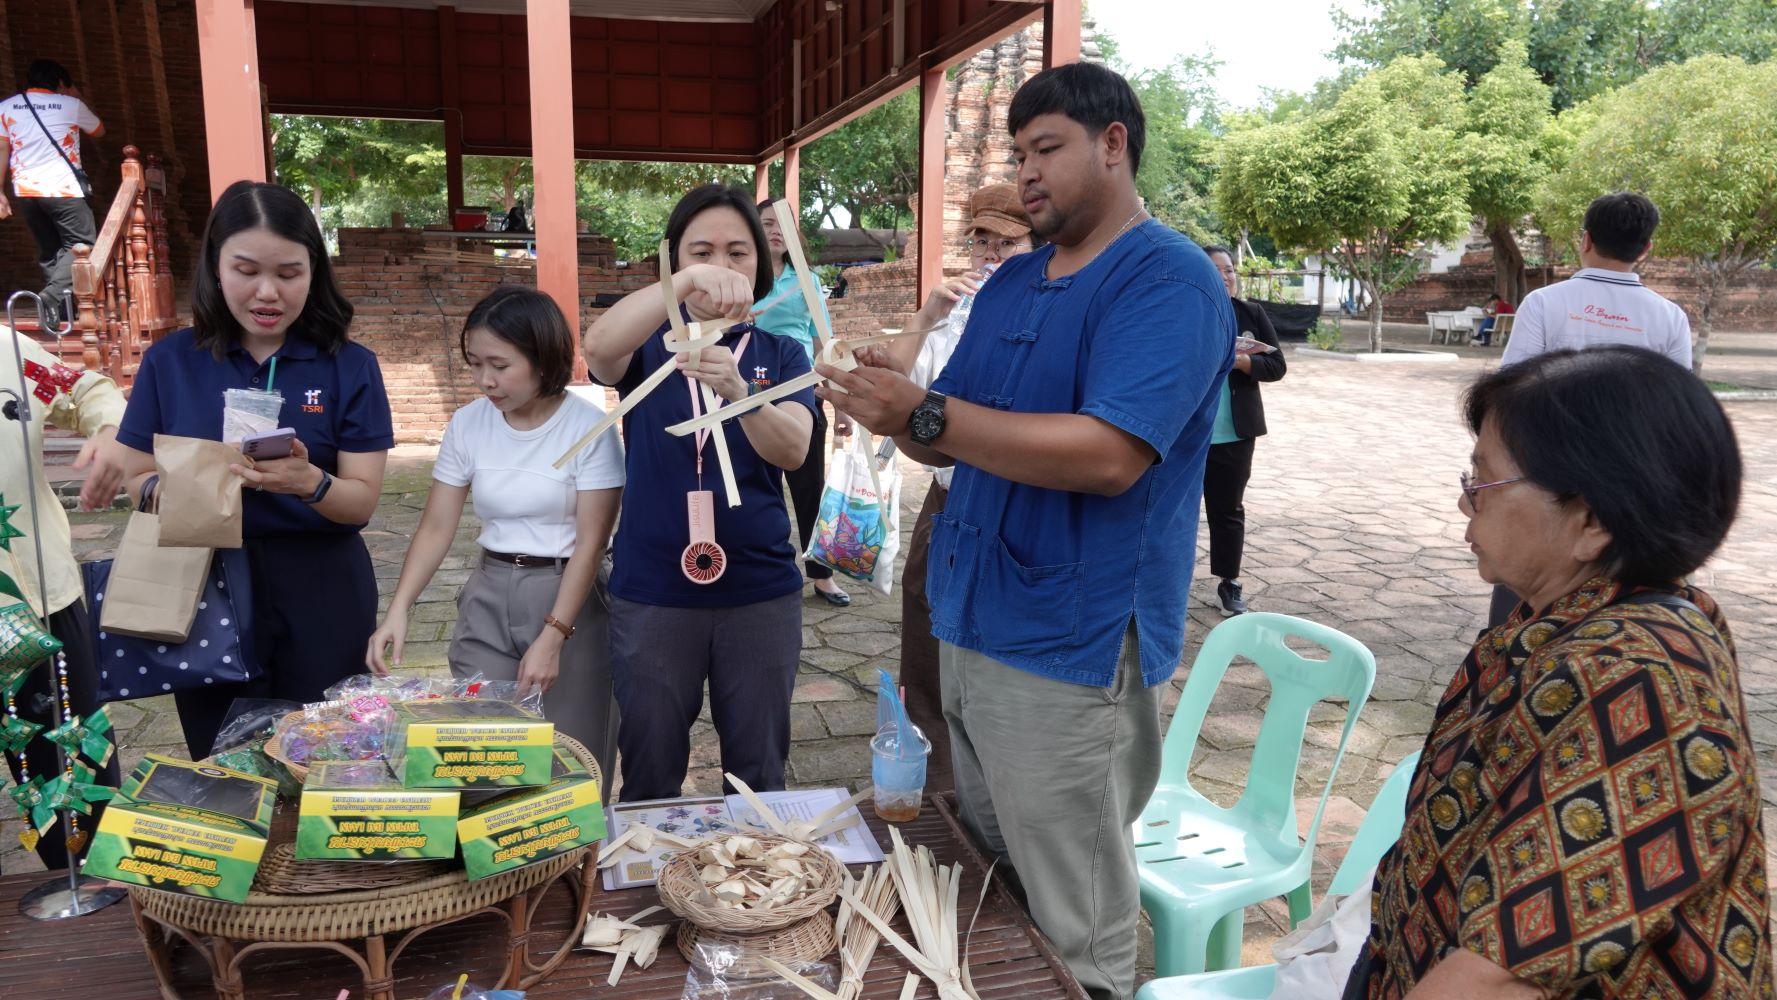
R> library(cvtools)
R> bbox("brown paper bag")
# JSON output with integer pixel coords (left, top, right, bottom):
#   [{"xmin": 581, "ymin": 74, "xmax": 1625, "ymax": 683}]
[
  {"xmin": 155, "ymin": 433, "xmax": 248, "ymax": 549},
  {"xmin": 98, "ymin": 510, "xmax": 215, "ymax": 641}
]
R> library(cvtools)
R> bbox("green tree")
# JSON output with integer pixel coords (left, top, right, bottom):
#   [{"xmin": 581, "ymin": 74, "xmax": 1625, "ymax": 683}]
[
  {"xmin": 1537, "ymin": 55, "xmax": 1777, "ymax": 370},
  {"xmin": 1126, "ymin": 53, "xmax": 1226, "ymax": 244},
  {"xmin": 271, "ymin": 115, "xmax": 448, "ymax": 230},
  {"xmin": 1524, "ymin": 0, "xmax": 1651, "ymax": 108},
  {"xmin": 1335, "ymin": 0, "xmax": 1531, "ymax": 84},
  {"xmin": 1217, "ymin": 56, "xmax": 1472, "ymax": 352},
  {"xmin": 1463, "ymin": 40, "xmax": 1553, "ymax": 303}
]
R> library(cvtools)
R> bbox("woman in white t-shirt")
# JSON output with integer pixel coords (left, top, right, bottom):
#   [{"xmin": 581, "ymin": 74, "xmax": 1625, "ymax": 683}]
[{"xmin": 367, "ymin": 286, "xmax": 625, "ymax": 783}]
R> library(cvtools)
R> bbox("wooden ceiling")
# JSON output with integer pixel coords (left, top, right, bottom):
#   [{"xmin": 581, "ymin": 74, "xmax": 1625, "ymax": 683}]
[{"xmin": 287, "ymin": 0, "xmax": 779, "ymax": 23}]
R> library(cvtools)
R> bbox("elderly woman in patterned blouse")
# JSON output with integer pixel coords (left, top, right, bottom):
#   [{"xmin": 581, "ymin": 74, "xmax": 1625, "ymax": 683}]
[{"xmin": 1347, "ymin": 347, "xmax": 1769, "ymax": 998}]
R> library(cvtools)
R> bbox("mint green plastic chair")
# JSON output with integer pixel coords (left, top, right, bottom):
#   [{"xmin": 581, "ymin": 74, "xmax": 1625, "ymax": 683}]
[
  {"xmin": 1135, "ymin": 613, "xmax": 1376, "ymax": 977},
  {"xmin": 1135, "ymin": 750, "xmax": 1423, "ymax": 999}
]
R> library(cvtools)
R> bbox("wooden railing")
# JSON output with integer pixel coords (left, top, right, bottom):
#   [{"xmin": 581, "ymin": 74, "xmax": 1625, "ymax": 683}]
[{"xmin": 69, "ymin": 145, "xmax": 177, "ymax": 384}]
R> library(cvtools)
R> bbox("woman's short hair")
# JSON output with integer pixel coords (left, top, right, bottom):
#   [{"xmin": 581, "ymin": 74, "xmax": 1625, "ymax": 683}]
[
  {"xmin": 1464, "ymin": 347, "xmax": 1741, "ymax": 585},
  {"xmin": 460, "ymin": 285, "xmax": 576, "ymax": 398},
  {"xmin": 664, "ymin": 184, "xmax": 774, "ymax": 302},
  {"xmin": 191, "ymin": 180, "xmax": 353, "ymax": 358}
]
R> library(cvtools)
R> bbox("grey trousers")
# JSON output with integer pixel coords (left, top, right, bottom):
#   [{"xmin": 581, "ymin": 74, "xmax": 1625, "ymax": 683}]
[
  {"xmin": 941, "ymin": 623, "xmax": 1162, "ymax": 1000},
  {"xmin": 449, "ymin": 555, "xmax": 619, "ymax": 797}
]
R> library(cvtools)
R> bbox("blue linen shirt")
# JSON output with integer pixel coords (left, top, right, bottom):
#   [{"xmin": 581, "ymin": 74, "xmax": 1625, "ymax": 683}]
[
  {"xmin": 927, "ymin": 221, "xmax": 1234, "ymax": 687},
  {"xmin": 751, "ymin": 266, "xmax": 831, "ymax": 362},
  {"xmin": 601, "ymin": 321, "xmax": 817, "ymax": 608},
  {"xmin": 117, "ymin": 328, "xmax": 395, "ymax": 537}
]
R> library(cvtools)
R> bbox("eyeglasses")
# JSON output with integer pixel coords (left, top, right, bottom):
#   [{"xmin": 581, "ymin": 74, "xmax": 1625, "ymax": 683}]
[
  {"xmin": 1459, "ymin": 470, "xmax": 1526, "ymax": 505},
  {"xmin": 968, "ymin": 237, "xmax": 1032, "ymax": 256}
]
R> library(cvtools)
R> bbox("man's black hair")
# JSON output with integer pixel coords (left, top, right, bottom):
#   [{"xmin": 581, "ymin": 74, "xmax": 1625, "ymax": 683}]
[
  {"xmin": 1582, "ymin": 192, "xmax": 1660, "ymax": 263},
  {"xmin": 1464, "ymin": 346, "xmax": 1740, "ymax": 585},
  {"xmin": 1007, "ymin": 62, "xmax": 1147, "ymax": 176},
  {"xmin": 25, "ymin": 60, "xmax": 72, "ymax": 90}
]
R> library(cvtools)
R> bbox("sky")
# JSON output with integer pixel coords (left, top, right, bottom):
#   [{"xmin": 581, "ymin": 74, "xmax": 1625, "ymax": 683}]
[{"xmin": 1086, "ymin": 0, "xmax": 1357, "ymax": 110}]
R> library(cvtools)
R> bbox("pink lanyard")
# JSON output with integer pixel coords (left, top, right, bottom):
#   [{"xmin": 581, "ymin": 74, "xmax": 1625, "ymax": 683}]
[{"xmin": 685, "ymin": 331, "xmax": 751, "ymax": 480}]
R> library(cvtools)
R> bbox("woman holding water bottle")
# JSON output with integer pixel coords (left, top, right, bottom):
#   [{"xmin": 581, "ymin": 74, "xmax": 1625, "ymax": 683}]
[
  {"xmin": 881, "ymin": 182, "xmax": 1034, "ymax": 793},
  {"xmin": 102, "ymin": 181, "xmax": 393, "ymax": 758}
]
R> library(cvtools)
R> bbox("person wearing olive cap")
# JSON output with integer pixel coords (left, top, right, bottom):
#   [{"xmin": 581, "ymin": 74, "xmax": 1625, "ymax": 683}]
[{"xmin": 883, "ymin": 182, "xmax": 1036, "ymax": 793}]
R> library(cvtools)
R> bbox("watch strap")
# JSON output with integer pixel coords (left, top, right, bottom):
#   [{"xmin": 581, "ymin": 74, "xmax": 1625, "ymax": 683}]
[
  {"xmin": 301, "ymin": 469, "xmax": 333, "ymax": 504},
  {"xmin": 544, "ymin": 614, "xmax": 575, "ymax": 639}
]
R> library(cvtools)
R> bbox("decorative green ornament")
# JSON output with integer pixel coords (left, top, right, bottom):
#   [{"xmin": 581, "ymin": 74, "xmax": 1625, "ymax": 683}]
[
  {"xmin": 0, "ymin": 713, "xmax": 42, "ymax": 754},
  {"xmin": 0, "ymin": 595, "xmax": 60, "ymax": 687},
  {"xmin": 8, "ymin": 775, "xmax": 56, "ymax": 833},
  {"xmin": 0, "ymin": 494, "xmax": 22, "ymax": 552},
  {"xmin": 45, "ymin": 708, "xmax": 113, "ymax": 769},
  {"xmin": 41, "ymin": 762, "xmax": 111, "ymax": 817}
]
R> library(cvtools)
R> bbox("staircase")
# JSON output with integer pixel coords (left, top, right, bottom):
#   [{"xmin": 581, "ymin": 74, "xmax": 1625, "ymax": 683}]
[{"xmin": 20, "ymin": 146, "xmax": 178, "ymax": 385}]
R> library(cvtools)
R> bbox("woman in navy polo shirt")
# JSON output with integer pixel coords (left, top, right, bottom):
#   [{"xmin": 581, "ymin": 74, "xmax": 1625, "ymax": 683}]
[
  {"xmin": 109, "ymin": 181, "xmax": 394, "ymax": 758},
  {"xmin": 582, "ymin": 184, "xmax": 816, "ymax": 799}
]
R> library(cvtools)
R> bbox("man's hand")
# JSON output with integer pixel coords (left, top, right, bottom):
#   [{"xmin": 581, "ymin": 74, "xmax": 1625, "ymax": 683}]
[
  {"xmin": 814, "ymin": 359, "xmax": 925, "ymax": 437},
  {"xmin": 75, "ymin": 427, "xmax": 127, "ymax": 510}
]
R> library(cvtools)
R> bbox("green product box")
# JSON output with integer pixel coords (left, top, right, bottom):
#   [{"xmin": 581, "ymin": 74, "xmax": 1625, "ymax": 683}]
[
  {"xmin": 457, "ymin": 746, "xmax": 605, "ymax": 880},
  {"xmin": 296, "ymin": 760, "xmax": 460, "ymax": 861},
  {"xmin": 83, "ymin": 755, "xmax": 277, "ymax": 903},
  {"xmin": 389, "ymin": 698, "xmax": 554, "ymax": 789}
]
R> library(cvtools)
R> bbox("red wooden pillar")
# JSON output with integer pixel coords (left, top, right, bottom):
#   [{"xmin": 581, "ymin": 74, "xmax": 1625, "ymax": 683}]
[
  {"xmin": 916, "ymin": 65, "xmax": 946, "ymax": 304},
  {"xmin": 754, "ymin": 161, "xmax": 771, "ymax": 204},
  {"xmin": 784, "ymin": 145, "xmax": 801, "ymax": 216},
  {"xmin": 1044, "ymin": 0, "xmax": 1082, "ymax": 68},
  {"xmin": 196, "ymin": 0, "xmax": 267, "ymax": 200},
  {"xmin": 440, "ymin": 5, "xmax": 465, "ymax": 212},
  {"xmin": 527, "ymin": 0, "xmax": 579, "ymax": 336}
]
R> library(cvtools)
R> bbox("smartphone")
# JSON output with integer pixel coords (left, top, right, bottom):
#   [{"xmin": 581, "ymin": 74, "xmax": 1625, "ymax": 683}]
[{"xmin": 240, "ymin": 427, "xmax": 297, "ymax": 461}]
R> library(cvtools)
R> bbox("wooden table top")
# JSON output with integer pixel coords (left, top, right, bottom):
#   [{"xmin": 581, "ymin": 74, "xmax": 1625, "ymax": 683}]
[{"xmin": 0, "ymin": 794, "xmax": 1087, "ymax": 999}]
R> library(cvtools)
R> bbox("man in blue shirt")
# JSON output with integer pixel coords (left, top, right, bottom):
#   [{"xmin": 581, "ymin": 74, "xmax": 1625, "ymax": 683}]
[{"xmin": 821, "ymin": 63, "xmax": 1233, "ymax": 999}]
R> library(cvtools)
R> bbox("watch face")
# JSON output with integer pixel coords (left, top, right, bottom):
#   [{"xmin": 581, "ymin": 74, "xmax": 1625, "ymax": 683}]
[{"xmin": 910, "ymin": 404, "xmax": 943, "ymax": 442}]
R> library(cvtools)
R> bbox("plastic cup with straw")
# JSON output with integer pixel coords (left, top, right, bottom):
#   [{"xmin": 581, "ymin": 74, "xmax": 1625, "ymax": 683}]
[{"xmin": 870, "ymin": 669, "xmax": 931, "ymax": 822}]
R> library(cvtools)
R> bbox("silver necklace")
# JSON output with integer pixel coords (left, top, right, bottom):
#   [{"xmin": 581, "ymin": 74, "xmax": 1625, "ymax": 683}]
[{"xmin": 1052, "ymin": 206, "xmax": 1148, "ymax": 277}]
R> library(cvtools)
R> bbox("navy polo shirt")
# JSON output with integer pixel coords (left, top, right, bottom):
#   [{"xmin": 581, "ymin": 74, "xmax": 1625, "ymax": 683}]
[
  {"xmin": 601, "ymin": 321, "xmax": 815, "ymax": 608},
  {"xmin": 926, "ymin": 221, "xmax": 1234, "ymax": 688},
  {"xmin": 117, "ymin": 328, "xmax": 395, "ymax": 537}
]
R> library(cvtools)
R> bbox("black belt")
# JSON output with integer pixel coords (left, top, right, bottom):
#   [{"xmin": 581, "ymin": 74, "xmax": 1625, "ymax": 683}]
[{"xmin": 483, "ymin": 550, "xmax": 566, "ymax": 569}]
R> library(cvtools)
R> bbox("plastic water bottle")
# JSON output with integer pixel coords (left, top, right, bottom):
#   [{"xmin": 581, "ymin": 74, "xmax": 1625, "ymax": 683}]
[{"xmin": 948, "ymin": 261, "xmax": 997, "ymax": 333}]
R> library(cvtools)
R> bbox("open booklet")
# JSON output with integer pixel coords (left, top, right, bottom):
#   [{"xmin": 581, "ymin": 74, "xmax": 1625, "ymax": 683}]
[{"xmin": 601, "ymin": 787, "xmax": 885, "ymax": 890}]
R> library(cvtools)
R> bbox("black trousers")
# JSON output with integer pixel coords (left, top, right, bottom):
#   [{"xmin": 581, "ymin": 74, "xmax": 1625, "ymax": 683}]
[
  {"xmin": 1202, "ymin": 438, "xmax": 1256, "ymax": 582},
  {"xmin": 784, "ymin": 401, "xmax": 833, "ymax": 581},
  {"xmin": 173, "ymin": 532, "xmax": 378, "ymax": 759},
  {"xmin": 608, "ymin": 591, "xmax": 802, "ymax": 800},
  {"xmin": 16, "ymin": 197, "xmax": 95, "ymax": 319},
  {"xmin": 3, "ymin": 596, "xmax": 119, "ymax": 872}
]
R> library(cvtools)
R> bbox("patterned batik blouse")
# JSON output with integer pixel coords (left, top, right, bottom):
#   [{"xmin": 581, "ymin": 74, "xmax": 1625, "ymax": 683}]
[{"xmin": 1355, "ymin": 578, "xmax": 1770, "ymax": 998}]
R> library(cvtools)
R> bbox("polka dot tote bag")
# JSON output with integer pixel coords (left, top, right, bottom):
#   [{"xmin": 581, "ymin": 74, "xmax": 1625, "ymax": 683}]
[{"xmin": 82, "ymin": 547, "xmax": 259, "ymax": 702}]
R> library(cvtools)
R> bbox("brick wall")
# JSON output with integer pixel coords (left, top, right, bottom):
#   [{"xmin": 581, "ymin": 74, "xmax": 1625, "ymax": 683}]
[
  {"xmin": 332, "ymin": 228, "xmax": 658, "ymax": 442},
  {"xmin": 1386, "ymin": 258, "xmax": 1777, "ymax": 332},
  {"xmin": 0, "ymin": 1, "xmax": 210, "ymax": 306}
]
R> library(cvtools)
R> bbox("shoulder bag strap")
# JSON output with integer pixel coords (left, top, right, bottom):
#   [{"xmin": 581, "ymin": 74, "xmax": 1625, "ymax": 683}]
[{"xmin": 18, "ymin": 92, "xmax": 89, "ymax": 197}]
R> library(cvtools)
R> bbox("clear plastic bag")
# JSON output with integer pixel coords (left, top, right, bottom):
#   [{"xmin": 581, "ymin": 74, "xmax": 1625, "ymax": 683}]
[
  {"xmin": 420, "ymin": 983, "xmax": 523, "ymax": 1000},
  {"xmin": 221, "ymin": 387, "xmax": 283, "ymax": 445},
  {"xmin": 682, "ymin": 941, "xmax": 838, "ymax": 999},
  {"xmin": 205, "ymin": 697, "xmax": 302, "ymax": 796}
]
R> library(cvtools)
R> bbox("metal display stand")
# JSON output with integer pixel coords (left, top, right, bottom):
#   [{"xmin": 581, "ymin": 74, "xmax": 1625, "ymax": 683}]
[{"xmin": 3, "ymin": 289, "xmax": 126, "ymax": 920}]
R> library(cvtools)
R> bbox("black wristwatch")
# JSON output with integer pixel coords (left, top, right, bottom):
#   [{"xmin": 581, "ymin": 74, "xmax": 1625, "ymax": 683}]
[
  {"xmin": 301, "ymin": 469, "xmax": 334, "ymax": 505},
  {"xmin": 909, "ymin": 390, "xmax": 947, "ymax": 446}
]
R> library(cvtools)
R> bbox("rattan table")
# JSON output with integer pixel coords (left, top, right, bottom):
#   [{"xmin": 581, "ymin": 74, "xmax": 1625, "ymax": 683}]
[{"xmin": 126, "ymin": 739, "xmax": 602, "ymax": 1000}]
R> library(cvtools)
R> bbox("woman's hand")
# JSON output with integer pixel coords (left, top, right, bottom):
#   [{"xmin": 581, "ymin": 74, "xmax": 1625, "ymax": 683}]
[
  {"xmin": 678, "ymin": 346, "xmax": 750, "ymax": 403},
  {"xmin": 680, "ymin": 264, "xmax": 757, "ymax": 322},
  {"xmin": 912, "ymin": 272, "xmax": 982, "ymax": 327},
  {"xmin": 365, "ymin": 607, "xmax": 408, "ymax": 674},
  {"xmin": 75, "ymin": 427, "xmax": 129, "ymax": 511},
  {"xmin": 516, "ymin": 629, "xmax": 564, "ymax": 695},
  {"xmin": 230, "ymin": 437, "xmax": 325, "ymax": 496}
]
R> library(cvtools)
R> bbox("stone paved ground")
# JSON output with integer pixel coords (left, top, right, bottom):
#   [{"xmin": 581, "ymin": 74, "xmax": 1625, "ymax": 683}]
[{"xmin": 9, "ymin": 323, "xmax": 1777, "ymax": 971}]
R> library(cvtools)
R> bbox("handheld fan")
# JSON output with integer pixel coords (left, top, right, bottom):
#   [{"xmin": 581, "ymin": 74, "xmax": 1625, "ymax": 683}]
[{"xmin": 681, "ymin": 490, "xmax": 727, "ymax": 584}]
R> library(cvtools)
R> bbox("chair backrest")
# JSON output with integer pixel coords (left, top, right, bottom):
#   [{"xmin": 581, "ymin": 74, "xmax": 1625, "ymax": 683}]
[
  {"xmin": 1493, "ymin": 314, "xmax": 1515, "ymax": 334},
  {"xmin": 1327, "ymin": 751, "xmax": 1422, "ymax": 897},
  {"xmin": 1161, "ymin": 613, "xmax": 1377, "ymax": 856}
]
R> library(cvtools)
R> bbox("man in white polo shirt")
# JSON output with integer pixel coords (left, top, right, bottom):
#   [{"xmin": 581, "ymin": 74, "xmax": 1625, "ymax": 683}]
[
  {"xmin": 0, "ymin": 60, "xmax": 103, "ymax": 326},
  {"xmin": 1502, "ymin": 191, "xmax": 1691, "ymax": 368}
]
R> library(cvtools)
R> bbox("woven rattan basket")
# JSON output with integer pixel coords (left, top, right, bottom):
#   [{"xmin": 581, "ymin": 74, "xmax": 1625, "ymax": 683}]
[
  {"xmin": 253, "ymin": 843, "xmax": 454, "ymax": 895},
  {"xmin": 675, "ymin": 910, "xmax": 836, "ymax": 977},
  {"xmin": 655, "ymin": 834, "xmax": 843, "ymax": 934}
]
